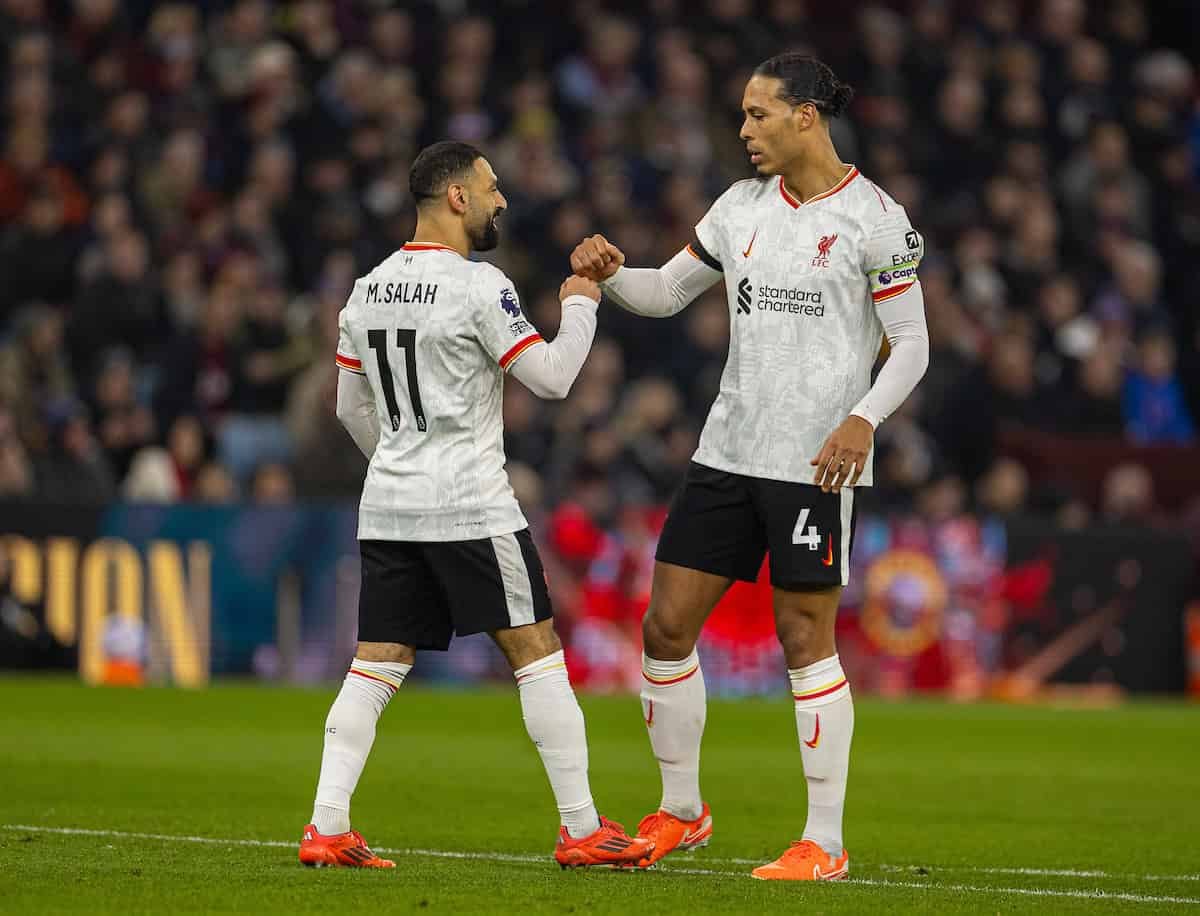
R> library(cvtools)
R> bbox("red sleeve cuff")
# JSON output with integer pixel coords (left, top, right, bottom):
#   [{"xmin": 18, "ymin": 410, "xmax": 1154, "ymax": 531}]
[{"xmin": 498, "ymin": 334, "xmax": 544, "ymax": 371}]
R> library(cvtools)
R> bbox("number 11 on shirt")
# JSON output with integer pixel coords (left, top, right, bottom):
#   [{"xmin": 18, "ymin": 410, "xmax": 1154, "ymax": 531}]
[{"xmin": 368, "ymin": 328, "xmax": 426, "ymax": 433}]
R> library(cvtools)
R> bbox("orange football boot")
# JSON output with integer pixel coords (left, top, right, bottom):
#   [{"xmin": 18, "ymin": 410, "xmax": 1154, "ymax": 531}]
[
  {"xmin": 751, "ymin": 839, "xmax": 849, "ymax": 881},
  {"xmin": 633, "ymin": 802, "xmax": 713, "ymax": 867},
  {"xmin": 298, "ymin": 824, "xmax": 396, "ymax": 868},
  {"xmin": 554, "ymin": 816, "xmax": 654, "ymax": 869}
]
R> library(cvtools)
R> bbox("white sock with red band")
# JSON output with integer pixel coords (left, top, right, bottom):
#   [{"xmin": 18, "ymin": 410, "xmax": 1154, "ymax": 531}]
[
  {"xmin": 641, "ymin": 649, "xmax": 706, "ymax": 821},
  {"xmin": 514, "ymin": 650, "xmax": 600, "ymax": 839},
  {"xmin": 312, "ymin": 658, "xmax": 412, "ymax": 835},
  {"xmin": 789, "ymin": 654, "xmax": 853, "ymax": 856}
]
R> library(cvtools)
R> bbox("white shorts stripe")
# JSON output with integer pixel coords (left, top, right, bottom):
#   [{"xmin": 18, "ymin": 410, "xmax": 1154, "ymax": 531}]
[
  {"xmin": 491, "ymin": 533, "xmax": 535, "ymax": 627},
  {"xmin": 839, "ymin": 488, "xmax": 854, "ymax": 586}
]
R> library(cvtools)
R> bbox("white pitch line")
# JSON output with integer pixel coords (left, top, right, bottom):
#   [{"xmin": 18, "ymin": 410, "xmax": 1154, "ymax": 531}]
[
  {"xmin": 3, "ymin": 824, "xmax": 1198, "ymax": 907},
  {"xmin": 2, "ymin": 824, "xmax": 296, "ymax": 849},
  {"xmin": 847, "ymin": 877, "xmax": 1200, "ymax": 906},
  {"xmin": 702, "ymin": 855, "xmax": 1200, "ymax": 883}
]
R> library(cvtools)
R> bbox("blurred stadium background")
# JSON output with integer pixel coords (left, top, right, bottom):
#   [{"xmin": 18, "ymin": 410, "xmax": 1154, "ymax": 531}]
[
  {"xmin": 2, "ymin": 1, "xmax": 1200, "ymax": 911},
  {"xmin": 1, "ymin": 0, "xmax": 1198, "ymax": 699}
]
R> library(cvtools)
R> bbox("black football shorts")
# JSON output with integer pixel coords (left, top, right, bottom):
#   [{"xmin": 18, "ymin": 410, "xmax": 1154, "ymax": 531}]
[
  {"xmin": 357, "ymin": 529, "xmax": 553, "ymax": 650},
  {"xmin": 655, "ymin": 462, "xmax": 857, "ymax": 590}
]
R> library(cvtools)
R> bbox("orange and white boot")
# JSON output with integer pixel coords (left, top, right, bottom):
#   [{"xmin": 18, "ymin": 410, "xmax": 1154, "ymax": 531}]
[
  {"xmin": 751, "ymin": 839, "xmax": 848, "ymax": 881},
  {"xmin": 298, "ymin": 824, "xmax": 395, "ymax": 868},
  {"xmin": 554, "ymin": 816, "xmax": 654, "ymax": 869},
  {"xmin": 633, "ymin": 802, "xmax": 713, "ymax": 867}
]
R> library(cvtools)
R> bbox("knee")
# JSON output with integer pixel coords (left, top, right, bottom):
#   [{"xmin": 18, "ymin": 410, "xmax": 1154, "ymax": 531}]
[
  {"xmin": 642, "ymin": 606, "xmax": 697, "ymax": 660},
  {"xmin": 775, "ymin": 615, "xmax": 829, "ymax": 669},
  {"xmin": 355, "ymin": 641, "xmax": 416, "ymax": 665}
]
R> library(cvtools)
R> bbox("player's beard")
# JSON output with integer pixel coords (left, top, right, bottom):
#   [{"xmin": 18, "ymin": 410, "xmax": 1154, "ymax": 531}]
[{"xmin": 469, "ymin": 208, "xmax": 501, "ymax": 251}]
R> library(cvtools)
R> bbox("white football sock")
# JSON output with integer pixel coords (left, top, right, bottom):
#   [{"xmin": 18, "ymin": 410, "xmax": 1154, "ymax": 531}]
[
  {"xmin": 641, "ymin": 649, "xmax": 706, "ymax": 821},
  {"xmin": 514, "ymin": 650, "xmax": 600, "ymax": 839},
  {"xmin": 789, "ymin": 654, "xmax": 854, "ymax": 856},
  {"xmin": 311, "ymin": 658, "xmax": 411, "ymax": 835}
]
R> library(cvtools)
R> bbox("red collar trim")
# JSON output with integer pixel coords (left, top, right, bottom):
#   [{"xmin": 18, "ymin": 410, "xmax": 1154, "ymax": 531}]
[
  {"xmin": 402, "ymin": 242, "xmax": 458, "ymax": 253},
  {"xmin": 779, "ymin": 166, "xmax": 859, "ymax": 208}
]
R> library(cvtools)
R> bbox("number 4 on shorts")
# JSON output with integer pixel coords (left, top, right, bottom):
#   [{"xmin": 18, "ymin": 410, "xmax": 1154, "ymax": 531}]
[{"xmin": 792, "ymin": 508, "xmax": 821, "ymax": 550}]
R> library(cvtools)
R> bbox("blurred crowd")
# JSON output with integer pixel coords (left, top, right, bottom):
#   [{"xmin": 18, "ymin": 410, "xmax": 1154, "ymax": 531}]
[{"xmin": 0, "ymin": 0, "xmax": 1198, "ymax": 540}]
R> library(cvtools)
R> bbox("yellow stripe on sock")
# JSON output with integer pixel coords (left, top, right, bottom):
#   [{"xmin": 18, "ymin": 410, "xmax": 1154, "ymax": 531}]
[
  {"xmin": 642, "ymin": 663, "xmax": 700, "ymax": 685},
  {"xmin": 792, "ymin": 676, "xmax": 848, "ymax": 700}
]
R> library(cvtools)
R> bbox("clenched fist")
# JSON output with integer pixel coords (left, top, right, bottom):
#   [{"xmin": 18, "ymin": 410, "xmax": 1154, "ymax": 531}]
[
  {"xmin": 560, "ymin": 274, "xmax": 601, "ymax": 303},
  {"xmin": 570, "ymin": 234, "xmax": 626, "ymax": 282}
]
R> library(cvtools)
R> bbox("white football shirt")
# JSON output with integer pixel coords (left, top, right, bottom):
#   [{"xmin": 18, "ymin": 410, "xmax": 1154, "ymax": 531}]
[
  {"xmin": 687, "ymin": 167, "xmax": 924, "ymax": 486},
  {"xmin": 336, "ymin": 242, "xmax": 544, "ymax": 541}
]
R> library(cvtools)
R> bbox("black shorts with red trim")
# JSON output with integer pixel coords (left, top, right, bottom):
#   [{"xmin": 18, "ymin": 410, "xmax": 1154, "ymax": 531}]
[
  {"xmin": 655, "ymin": 462, "xmax": 857, "ymax": 591},
  {"xmin": 358, "ymin": 529, "xmax": 553, "ymax": 650}
]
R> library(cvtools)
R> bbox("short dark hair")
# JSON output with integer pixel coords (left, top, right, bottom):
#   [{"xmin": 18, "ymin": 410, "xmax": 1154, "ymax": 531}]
[
  {"xmin": 409, "ymin": 141, "xmax": 484, "ymax": 207},
  {"xmin": 754, "ymin": 53, "xmax": 854, "ymax": 118}
]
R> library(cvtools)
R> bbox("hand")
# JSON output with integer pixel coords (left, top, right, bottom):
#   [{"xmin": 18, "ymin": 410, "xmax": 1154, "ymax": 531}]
[
  {"xmin": 570, "ymin": 234, "xmax": 626, "ymax": 281},
  {"xmin": 560, "ymin": 274, "xmax": 601, "ymax": 303},
  {"xmin": 811, "ymin": 415, "xmax": 874, "ymax": 493}
]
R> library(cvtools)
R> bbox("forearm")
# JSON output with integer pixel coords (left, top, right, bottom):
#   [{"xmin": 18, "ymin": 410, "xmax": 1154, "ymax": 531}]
[
  {"xmin": 335, "ymin": 370, "xmax": 380, "ymax": 458},
  {"xmin": 600, "ymin": 248, "xmax": 721, "ymax": 318},
  {"xmin": 507, "ymin": 295, "xmax": 598, "ymax": 399},
  {"xmin": 850, "ymin": 285, "xmax": 930, "ymax": 428}
]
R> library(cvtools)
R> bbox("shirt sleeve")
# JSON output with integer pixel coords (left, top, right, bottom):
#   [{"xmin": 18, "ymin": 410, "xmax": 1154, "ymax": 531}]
[
  {"xmin": 335, "ymin": 299, "xmax": 365, "ymax": 375},
  {"xmin": 471, "ymin": 267, "xmax": 544, "ymax": 372},
  {"xmin": 864, "ymin": 206, "xmax": 924, "ymax": 305},
  {"xmin": 689, "ymin": 188, "xmax": 728, "ymax": 272},
  {"xmin": 849, "ymin": 206, "xmax": 930, "ymax": 428},
  {"xmin": 335, "ymin": 368, "xmax": 379, "ymax": 458}
]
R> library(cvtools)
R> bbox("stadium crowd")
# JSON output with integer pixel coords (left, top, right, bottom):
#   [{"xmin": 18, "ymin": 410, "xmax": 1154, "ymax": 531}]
[{"xmin": 0, "ymin": 0, "xmax": 1197, "ymax": 546}]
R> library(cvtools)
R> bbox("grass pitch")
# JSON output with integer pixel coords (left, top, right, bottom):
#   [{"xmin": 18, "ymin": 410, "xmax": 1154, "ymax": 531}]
[{"xmin": 1, "ymin": 675, "xmax": 1197, "ymax": 913}]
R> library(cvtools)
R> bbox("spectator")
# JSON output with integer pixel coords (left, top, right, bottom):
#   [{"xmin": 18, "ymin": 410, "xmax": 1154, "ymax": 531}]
[
  {"xmin": 1055, "ymin": 345, "xmax": 1126, "ymax": 437},
  {"xmin": 68, "ymin": 228, "xmax": 164, "ymax": 380},
  {"xmin": 556, "ymin": 16, "xmax": 643, "ymax": 123},
  {"xmin": 1059, "ymin": 120, "xmax": 1151, "ymax": 245},
  {"xmin": 1100, "ymin": 462, "xmax": 1158, "ymax": 526},
  {"xmin": 285, "ymin": 354, "xmax": 365, "ymax": 502},
  {"xmin": 0, "ymin": 406, "xmax": 33, "ymax": 499},
  {"xmin": 1090, "ymin": 239, "xmax": 1167, "ymax": 333},
  {"xmin": 32, "ymin": 399, "xmax": 114, "ymax": 504},
  {"xmin": 1123, "ymin": 328, "xmax": 1196, "ymax": 444},
  {"xmin": 250, "ymin": 461, "xmax": 294, "ymax": 504},
  {"xmin": 0, "ymin": 182, "xmax": 78, "ymax": 319},
  {"xmin": 0, "ymin": 304, "xmax": 74, "ymax": 448},
  {"xmin": 89, "ymin": 347, "xmax": 155, "ymax": 480},
  {"xmin": 156, "ymin": 279, "xmax": 241, "ymax": 432},
  {"xmin": 937, "ymin": 330, "xmax": 1046, "ymax": 481},
  {"xmin": 0, "ymin": 124, "xmax": 88, "ymax": 228},
  {"xmin": 220, "ymin": 282, "xmax": 306, "ymax": 481},
  {"xmin": 122, "ymin": 414, "xmax": 208, "ymax": 503},
  {"xmin": 194, "ymin": 462, "xmax": 238, "ymax": 504},
  {"xmin": 975, "ymin": 457, "xmax": 1031, "ymax": 517}
]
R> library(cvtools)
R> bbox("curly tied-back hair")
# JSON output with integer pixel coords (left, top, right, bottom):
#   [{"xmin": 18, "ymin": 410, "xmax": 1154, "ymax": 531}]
[{"xmin": 754, "ymin": 53, "xmax": 855, "ymax": 118}]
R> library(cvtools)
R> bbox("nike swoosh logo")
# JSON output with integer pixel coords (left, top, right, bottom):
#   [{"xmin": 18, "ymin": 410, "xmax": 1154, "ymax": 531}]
[
  {"xmin": 644, "ymin": 699, "xmax": 654, "ymax": 727},
  {"xmin": 821, "ymin": 535, "xmax": 833, "ymax": 567},
  {"xmin": 814, "ymin": 859, "xmax": 848, "ymax": 880},
  {"xmin": 682, "ymin": 815, "xmax": 712, "ymax": 844},
  {"xmin": 742, "ymin": 228, "xmax": 757, "ymax": 258},
  {"xmin": 803, "ymin": 713, "xmax": 821, "ymax": 749}
]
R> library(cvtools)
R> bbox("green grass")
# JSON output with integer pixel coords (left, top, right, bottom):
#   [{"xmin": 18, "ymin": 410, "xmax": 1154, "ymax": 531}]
[{"xmin": 1, "ymin": 675, "xmax": 1198, "ymax": 914}]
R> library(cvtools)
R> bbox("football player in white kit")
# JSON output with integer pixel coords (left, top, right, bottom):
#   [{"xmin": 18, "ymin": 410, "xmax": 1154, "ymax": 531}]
[
  {"xmin": 571, "ymin": 54, "xmax": 929, "ymax": 880},
  {"xmin": 300, "ymin": 142, "xmax": 652, "ymax": 870}
]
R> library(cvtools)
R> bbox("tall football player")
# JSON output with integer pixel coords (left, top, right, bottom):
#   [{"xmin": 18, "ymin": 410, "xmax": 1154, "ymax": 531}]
[
  {"xmin": 300, "ymin": 141, "xmax": 652, "ymax": 870},
  {"xmin": 571, "ymin": 54, "xmax": 929, "ymax": 880}
]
